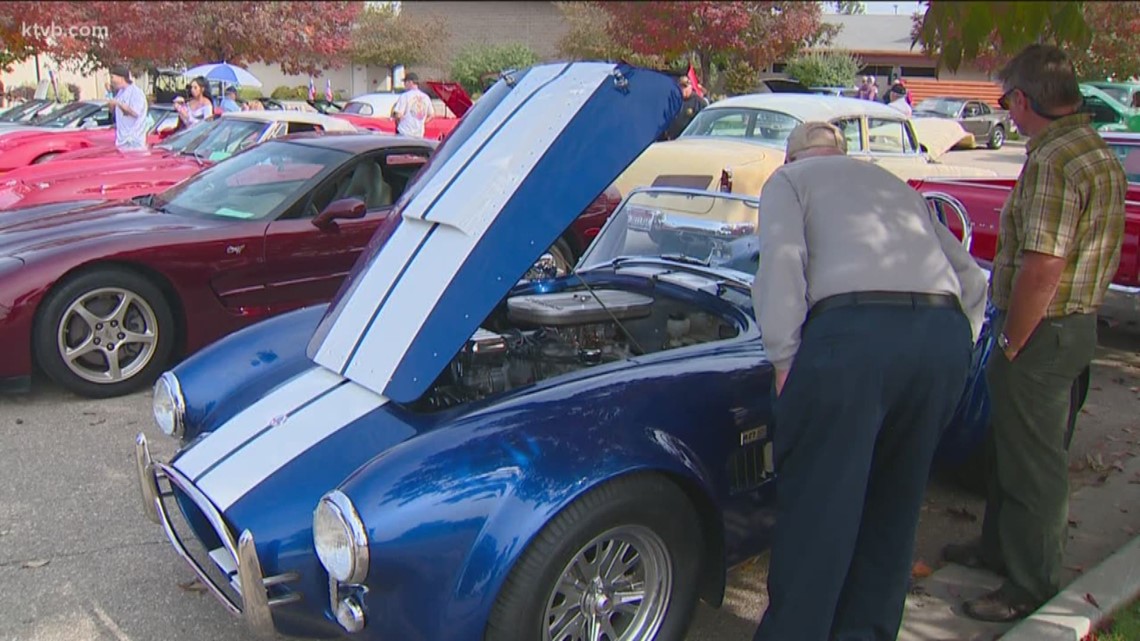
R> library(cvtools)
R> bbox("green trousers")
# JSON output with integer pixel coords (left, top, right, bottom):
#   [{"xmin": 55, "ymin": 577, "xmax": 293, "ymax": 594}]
[{"xmin": 981, "ymin": 311, "xmax": 1098, "ymax": 604}]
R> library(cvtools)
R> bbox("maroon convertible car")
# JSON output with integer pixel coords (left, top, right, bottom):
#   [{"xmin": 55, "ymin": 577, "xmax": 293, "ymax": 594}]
[{"xmin": 0, "ymin": 132, "xmax": 621, "ymax": 398}]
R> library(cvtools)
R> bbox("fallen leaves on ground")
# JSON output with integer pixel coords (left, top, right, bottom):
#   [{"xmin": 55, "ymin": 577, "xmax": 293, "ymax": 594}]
[
  {"xmin": 1085, "ymin": 592, "xmax": 1102, "ymax": 609},
  {"xmin": 21, "ymin": 559, "xmax": 49, "ymax": 569},
  {"xmin": 945, "ymin": 506, "xmax": 978, "ymax": 522},
  {"xmin": 911, "ymin": 560, "xmax": 934, "ymax": 579},
  {"xmin": 177, "ymin": 578, "xmax": 207, "ymax": 593}
]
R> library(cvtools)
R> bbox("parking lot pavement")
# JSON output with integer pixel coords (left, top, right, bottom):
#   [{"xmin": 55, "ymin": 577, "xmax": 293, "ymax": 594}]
[
  {"xmin": 1, "ymin": 293, "xmax": 1137, "ymax": 641},
  {"xmin": 941, "ymin": 144, "xmax": 1027, "ymax": 178}
]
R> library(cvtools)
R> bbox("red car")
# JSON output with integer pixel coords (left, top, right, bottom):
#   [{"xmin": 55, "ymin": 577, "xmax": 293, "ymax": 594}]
[
  {"xmin": 0, "ymin": 132, "xmax": 622, "ymax": 398},
  {"xmin": 333, "ymin": 81, "xmax": 472, "ymax": 141},
  {"xmin": 0, "ymin": 111, "xmax": 359, "ymax": 210},
  {"xmin": 0, "ymin": 105, "xmax": 181, "ymax": 172},
  {"xmin": 910, "ymin": 132, "xmax": 1140, "ymax": 291}
]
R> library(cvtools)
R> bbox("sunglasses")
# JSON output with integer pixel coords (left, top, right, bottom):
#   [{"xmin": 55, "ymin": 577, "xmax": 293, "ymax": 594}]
[{"xmin": 998, "ymin": 86, "xmax": 1075, "ymax": 121}]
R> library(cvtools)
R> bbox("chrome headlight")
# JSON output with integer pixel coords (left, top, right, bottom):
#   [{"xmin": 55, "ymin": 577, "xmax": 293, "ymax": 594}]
[
  {"xmin": 314, "ymin": 490, "xmax": 369, "ymax": 584},
  {"xmin": 152, "ymin": 371, "xmax": 185, "ymax": 438}
]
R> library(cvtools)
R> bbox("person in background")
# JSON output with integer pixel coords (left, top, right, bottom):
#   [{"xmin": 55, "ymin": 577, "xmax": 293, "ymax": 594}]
[
  {"xmin": 391, "ymin": 72, "xmax": 434, "ymax": 138},
  {"xmin": 106, "ymin": 64, "xmax": 148, "ymax": 150},
  {"xmin": 177, "ymin": 76, "xmax": 214, "ymax": 127},
  {"xmin": 243, "ymin": 99, "xmax": 264, "ymax": 112},
  {"xmin": 1132, "ymin": 91, "xmax": 1140, "ymax": 109},
  {"xmin": 661, "ymin": 75, "xmax": 705, "ymax": 141},
  {"xmin": 220, "ymin": 87, "xmax": 242, "ymax": 113},
  {"xmin": 750, "ymin": 120, "xmax": 985, "ymax": 641},
  {"xmin": 947, "ymin": 43, "xmax": 1127, "ymax": 624},
  {"xmin": 856, "ymin": 76, "xmax": 873, "ymax": 100},
  {"xmin": 888, "ymin": 85, "xmax": 913, "ymax": 117}
]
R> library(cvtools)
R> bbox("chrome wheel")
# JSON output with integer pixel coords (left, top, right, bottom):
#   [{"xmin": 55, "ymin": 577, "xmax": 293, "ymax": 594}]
[
  {"xmin": 543, "ymin": 525, "xmax": 672, "ymax": 641},
  {"xmin": 990, "ymin": 127, "xmax": 1004, "ymax": 149},
  {"xmin": 56, "ymin": 287, "xmax": 159, "ymax": 384}
]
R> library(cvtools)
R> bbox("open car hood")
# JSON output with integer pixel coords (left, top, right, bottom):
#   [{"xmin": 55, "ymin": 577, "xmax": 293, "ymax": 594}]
[
  {"xmin": 425, "ymin": 80, "xmax": 474, "ymax": 118},
  {"xmin": 308, "ymin": 61, "xmax": 680, "ymax": 402},
  {"xmin": 910, "ymin": 118, "xmax": 973, "ymax": 159}
]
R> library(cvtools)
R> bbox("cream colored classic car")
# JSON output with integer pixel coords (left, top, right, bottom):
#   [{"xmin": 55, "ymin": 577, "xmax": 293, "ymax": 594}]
[{"xmin": 612, "ymin": 94, "xmax": 992, "ymax": 200}]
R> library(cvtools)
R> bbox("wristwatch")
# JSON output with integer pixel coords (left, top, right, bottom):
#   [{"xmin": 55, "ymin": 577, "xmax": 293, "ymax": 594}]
[{"xmin": 997, "ymin": 332, "xmax": 1011, "ymax": 351}]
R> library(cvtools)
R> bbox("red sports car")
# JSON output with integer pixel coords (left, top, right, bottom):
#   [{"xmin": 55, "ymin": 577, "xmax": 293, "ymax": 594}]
[
  {"xmin": 0, "ymin": 133, "xmax": 622, "ymax": 398},
  {"xmin": 333, "ymin": 81, "xmax": 472, "ymax": 141},
  {"xmin": 0, "ymin": 111, "xmax": 358, "ymax": 210},
  {"xmin": 910, "ymin": 134, "xmax": 1140, "ymax": 291},
  {"xmin": 0, "ymin": 104, "xmax": 181, "ymax": 172}
]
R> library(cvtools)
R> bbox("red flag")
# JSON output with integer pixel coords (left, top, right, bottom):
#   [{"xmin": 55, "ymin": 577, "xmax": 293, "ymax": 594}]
[
  {"xmin": 687, "ymin": 63, "xmax": 704, "ymax": 98},
  {"xmin": 325, "ymin": 78, "xmax": 333, "ymax": 102},
  {"xmin": 308, "ymin": 77, "xmax": 316, "ymax": 101}
]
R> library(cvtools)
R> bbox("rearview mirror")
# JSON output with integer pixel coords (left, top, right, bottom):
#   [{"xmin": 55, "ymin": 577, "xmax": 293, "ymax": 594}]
[
  {"xmin": 79, "ymin": 117, "xmax": 98, "ymax": 129},
  {"xmin": 313, "ymin": 197, "xmax": 366, "ymax": 230}
]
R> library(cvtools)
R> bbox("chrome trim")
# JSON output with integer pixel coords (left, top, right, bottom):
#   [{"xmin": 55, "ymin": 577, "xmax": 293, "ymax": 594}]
[
  {"xmin": 316, "ymin": 490, "xmax": 370, "ymax": 585},
  {"xmin": 923, "ymin": 191, "xmax": 974, "ymax": 253},
  {"xmin": 134, "ymin": 433, "xmax": 301, "ymax": 638},
  {"xmin": 154, "ymin": 371, "xmax": 186, "ymax": 438},
  {"xmin": 335, "ymin": 596, "xmax": 366, "ymax": 633}
]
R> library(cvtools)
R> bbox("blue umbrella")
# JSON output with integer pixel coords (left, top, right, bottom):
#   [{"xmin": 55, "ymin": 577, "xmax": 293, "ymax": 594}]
[{"xmin": 181, "ymin": 62, "xmax": 262, "ymax": 88}]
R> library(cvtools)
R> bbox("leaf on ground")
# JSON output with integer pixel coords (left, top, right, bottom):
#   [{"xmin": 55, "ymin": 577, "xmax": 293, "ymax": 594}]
[
  {"xmin": 1069, "ymin": 518, "xmax": 1081, "ymax": 528},
  {"xmin": 912, "ymin": 560, "xmax": 934, "ymax": 579},
  {"xmin": 946, "ymin": 506, "xmax": 978, "ymax": 522},
  {"xmin": 21, "ymin": 559, "xmax": 49, "ymax": 569},
  {"xmin": 1093, "ymin": 473, "xmax": 1111, "ymax": 486},
  {"xmin": 1129, "ymin": 473, "xmax": 1140, "ymax": 485},
  {"xmin": 1112, "ymin": 461, "xmax": 1127, "ymax": 473},
  {"xmin": 1085, "ymin": 592, "xmax": 1101, "ymax": 609},
  {"xmin": 1065, "ymin": 564, "xmax": 1085, "ymax": 572},
  {"xmin": 177, "ymin": 578, "xmax": 207, "ymax": 593},
  {"xmin": 14, "ymin": 418, "xmax": 23, "ymax": 425}
]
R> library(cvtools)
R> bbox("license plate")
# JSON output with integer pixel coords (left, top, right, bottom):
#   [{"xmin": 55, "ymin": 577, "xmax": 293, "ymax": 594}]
[{"xmin": 627, "ymin": 207, "xmax": 657, "ymax": 231}]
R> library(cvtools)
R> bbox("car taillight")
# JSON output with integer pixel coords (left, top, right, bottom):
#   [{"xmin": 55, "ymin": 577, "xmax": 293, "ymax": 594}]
[{"xmin": 720, "ymin": 168, "xmax": 733, "ymax": 193}]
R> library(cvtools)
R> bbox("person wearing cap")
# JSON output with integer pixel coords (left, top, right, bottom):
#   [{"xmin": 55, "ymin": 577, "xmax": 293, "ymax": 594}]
[
  {"xmin": 107, "ymin": 64, "xmax": 148, "ymax": 150},
  {"xmin": 220, "ymin": 87, "xmax": 241, "ymax": 113},
  {"xmin": 391, "ymin": 72, "xmax": 433, "ymax": 138},
  {"xmin": 660, "ymin": 75, "xmax": 705, "ymax": 141},
  {"xmin": 750, "ymin": 121, "xmax": 987, "ymax": 641}
]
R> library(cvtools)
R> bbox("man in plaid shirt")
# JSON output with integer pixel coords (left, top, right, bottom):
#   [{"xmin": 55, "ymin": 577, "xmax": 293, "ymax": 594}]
[{"xmin": 944, "ymin": 44, "xmax": 1127, "ymax": 622}]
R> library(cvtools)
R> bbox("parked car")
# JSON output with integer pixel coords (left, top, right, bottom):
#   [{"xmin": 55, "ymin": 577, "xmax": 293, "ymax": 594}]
[
  {"xmin": 612, "ymin": 93, "xmax": 996, "ymax": 200},
  {"xmin": 909, "ymin": 176, "xmax": 1140, "ymax": 292},
  {"xmin": 911, "ymin": 96, "xmax": 1014, "ymax": 149},
  {"xmin": 1079, "ymin": 83, "xmax": 1140, "ymax": 132},
  {"xmin": 333, "ymin": 82, "xmax": 472, "ymax": 141},
  {"xmin": 0, "ymin": 111, "xmax": 358, "ymax": 210},
  {"xmin": 0, "ymin": 99, "xmax": 115, "ymax": 138},
  {"xmin": 810, "ymin": 86, "xmax": 860, "ymax": 98},
  {"xmin": 0, "ymin": 104, "xmax": 180, "ymax": 172},
  {"xmin": 132, "ymin": 61, "xmax": 997, "ymax": 641},
  {"xmin": 0, "ymin": 99, "xmax": 65, "ymax": 125},
  {"xmin": 1083, "ymin": 80, "xmax": 1140, "ymax": 108},
  {"xmin": 1103, "ymin": 132, "xmax": 1140, "ymax": 182}
]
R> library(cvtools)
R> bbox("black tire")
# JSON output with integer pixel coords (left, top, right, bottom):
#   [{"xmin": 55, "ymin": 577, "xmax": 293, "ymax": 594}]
[
  {"xmin": 34, "ymin": 267, "xmax": 176, "ymax": 398},
  {"xmin": 486, "ymin": 474, "xmax": 703, "ymax": 641},
  {"xmin": 547, "ymin": 237, "xmax": 576, "ymax": 276},
  {"xmin": 987, "ymin": 125, "xmax": 1005, "ymax": 150}
]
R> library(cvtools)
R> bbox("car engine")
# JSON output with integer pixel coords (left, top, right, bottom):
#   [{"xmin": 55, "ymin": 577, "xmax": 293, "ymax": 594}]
[{"xmin": 414, "ymin": 288, "xmax": 735, "ymax": 411}]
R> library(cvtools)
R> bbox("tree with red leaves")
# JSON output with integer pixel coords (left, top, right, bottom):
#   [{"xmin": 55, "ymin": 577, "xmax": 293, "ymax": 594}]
[{"xmin": 599, "ymin": 1, "xmax": 834, "ymax": 89}]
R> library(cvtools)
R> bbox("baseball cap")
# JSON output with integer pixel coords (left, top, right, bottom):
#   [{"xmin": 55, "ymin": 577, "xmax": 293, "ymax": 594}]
[
  {"xmin": 109, "ymin": 64, "xmax": 131, "ymax": 81},
  {"xmin": 785, "ymin": 121, "xmax": 847, "ymax": 161},
  {"xmin": 404, "ymin": 72, "xmax": 419, "ymax": 83}
]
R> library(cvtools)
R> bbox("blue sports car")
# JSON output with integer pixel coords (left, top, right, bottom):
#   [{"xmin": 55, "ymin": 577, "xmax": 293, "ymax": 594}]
[{"xmin": 134, "ymin": 61, "xmax": 995, "ymax": 641}]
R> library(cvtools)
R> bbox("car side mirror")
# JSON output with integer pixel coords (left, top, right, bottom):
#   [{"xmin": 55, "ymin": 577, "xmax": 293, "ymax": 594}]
[{"xmin": 313, "ymin": 197, "xmax": 366, "ymax": 230}]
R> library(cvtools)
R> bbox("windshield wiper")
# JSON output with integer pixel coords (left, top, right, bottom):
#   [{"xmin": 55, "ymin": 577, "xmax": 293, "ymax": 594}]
[
  {"xmin": 660, "ymin": 253, "xmax": 711, "ymax": 267},
  {"xmin": 189, "ymin": 148, "xmax": 204, "ymax": 167}
]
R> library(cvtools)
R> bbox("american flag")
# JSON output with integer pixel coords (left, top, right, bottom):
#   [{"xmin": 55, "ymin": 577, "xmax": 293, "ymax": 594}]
[
  {"xmin": 325, "ymin": 78, "xmax": 333, "ymax": 102},
  {"xmin": 308, "ymin": 77, "xmax": 316, "ymax": 101}
]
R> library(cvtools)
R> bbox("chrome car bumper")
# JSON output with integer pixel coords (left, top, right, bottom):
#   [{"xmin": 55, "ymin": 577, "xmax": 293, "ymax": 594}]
[{"xmin": 135, "ymin": 433, "xmax": 299, "ymax": 638}]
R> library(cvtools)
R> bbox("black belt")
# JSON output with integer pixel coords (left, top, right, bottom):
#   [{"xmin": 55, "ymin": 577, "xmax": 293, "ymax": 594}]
[{"xmin": 808, "ymin": 290, "xmax": 961, "ymax": 321}]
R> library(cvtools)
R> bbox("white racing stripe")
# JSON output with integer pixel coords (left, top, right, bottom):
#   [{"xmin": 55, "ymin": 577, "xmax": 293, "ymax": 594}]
[
  {"xmin": 311, "ymin": 63, "xmax": 570, "ymax": 369},
  {"xmin": 315, "ymin": 63, "xmax": 621, "ymax": 396},
  {"xmin": 173, "ymin": 367, "xmax": 342, "ymax": 479},
  {"xmin": 196, "ymin": 381, "xmax": 388, "ymax": 511}
]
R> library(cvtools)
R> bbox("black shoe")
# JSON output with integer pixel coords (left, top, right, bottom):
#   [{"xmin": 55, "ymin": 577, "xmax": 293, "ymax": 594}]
[
  {"xmin": 941, "ymin": 540, "xmax": 1006, "ymax": 574},
  {"xmin": 962, "ymin": 586, "xmax": 1039, "ymax": 622}
]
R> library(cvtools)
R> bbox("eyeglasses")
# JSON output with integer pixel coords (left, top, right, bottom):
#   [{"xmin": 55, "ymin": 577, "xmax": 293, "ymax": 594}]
[{"xmin": 998, "ymin": 87, "xmax": 1016, "ymax": 111}]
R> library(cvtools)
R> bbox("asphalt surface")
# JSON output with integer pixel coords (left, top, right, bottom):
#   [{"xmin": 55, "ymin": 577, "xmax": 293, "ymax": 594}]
[{"xmin": 2, "ymin": 147, "xmax": 1137, "ymax": 641}]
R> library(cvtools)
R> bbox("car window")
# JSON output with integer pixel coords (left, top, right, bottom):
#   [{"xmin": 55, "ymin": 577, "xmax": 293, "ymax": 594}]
[
  {"xmin": 1082, "ymin": 97, "xmax": 1121, "ymax": 124},
  {"xmin": 296, "ymin": 150, "xmax": 431, "ymax": 219},
  {"xmin": 1109, "ymin": 143, "xmax": 1140, "ymax": 182},
  {"xmin": 831, "ymin": 117, "xmax": 863, "ymax": 152},
  {"xmin": 343, "ymin": 101, "xmax": 373, "ymax": 116},
  {"xmin": 681, "ymin": 107, "xmax": 801, "ymax": 145},
  {"xmin": 976, "ymin": 102, "xmax": 992, "ymax": 115},
  {"xmin": 867, "ymin": 118, "xmax": 917, "ymax": 154},
  {"xmin": 191, "ymin": 119, "xmax": 270, "ymax": 161},
  {"xmin": 286, "ymin": 121, "xmax": 322, "ymax": 134},
  {"xmin": 963, "ymin": 103, "xmax": 980, "ymax": 117},
  {"xmin": 91, "ymin": 106, "xmax": 113, "ymax": 127}
]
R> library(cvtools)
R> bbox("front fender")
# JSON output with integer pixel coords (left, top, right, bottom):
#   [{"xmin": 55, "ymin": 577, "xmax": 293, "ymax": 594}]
[
  {"xmin": 340, "ymin": 406, "xmax": 722, "ymax": 641},
  {"xmin": 171, "ymin": 304, "xmax": 327, "ymax": 440}
]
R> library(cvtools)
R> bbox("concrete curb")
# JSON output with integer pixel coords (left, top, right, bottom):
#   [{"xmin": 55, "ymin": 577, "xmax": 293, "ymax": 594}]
[{"xmin": 998, "ymin": 533, "xmax": 1140, "ymax": 641}]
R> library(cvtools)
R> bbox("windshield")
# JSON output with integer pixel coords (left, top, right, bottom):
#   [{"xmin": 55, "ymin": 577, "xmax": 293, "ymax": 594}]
[
  {"xmin": 30, "ymin": 101, "xmax": 95, "ymax": 127},
  {"xmin": 680, "ymin": 107, "xmax": 802, "ymax": 146},
  {"xmin": 579, "ymin": 189, "xmax": 761, "ymax": 276},
  {"xmin": 1093, "ymin": 85, "xmax": 1131, "ymax": 105},
  {"xmin": 153, "ymin": 140, "xmax": 351, "ymax": 221},
  {"xmin": 1109, "ymin": 142, "xmax": 1140, "ymax": 182},
  {"xmin": 914, "ymin": 98, "xmax": 964, "ymax": 117},
  {"xmin": 0, "ymin": 100, "xmax": 46, "ymax": 123},
  {"xmin": 180, "ymin": 118, "xmax": 268, "ymax": 161}
]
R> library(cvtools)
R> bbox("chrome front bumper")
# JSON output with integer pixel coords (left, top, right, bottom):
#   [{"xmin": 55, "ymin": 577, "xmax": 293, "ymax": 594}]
[{"xmin": 135, "ymin": 433, "xmax": 299, "ymax": 638}]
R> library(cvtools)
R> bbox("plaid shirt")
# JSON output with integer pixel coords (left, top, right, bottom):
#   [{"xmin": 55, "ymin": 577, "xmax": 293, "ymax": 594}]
[{"xmin": 990, "ymin": 113, "xmax": 1127, "ymax": 316}]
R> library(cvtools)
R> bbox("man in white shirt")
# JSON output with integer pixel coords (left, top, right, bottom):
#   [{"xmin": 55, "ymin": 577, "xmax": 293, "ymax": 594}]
[
  {"xmin": 391, "ymin": 72, "xmax": 433, "ymax": 138},
  {"xmin": 107, "ymin": 64, "xmax": 148, "ymax": 151},
  {"xmin": 750, "ymin": 122, "xmax": 987, "ymax": 641}
]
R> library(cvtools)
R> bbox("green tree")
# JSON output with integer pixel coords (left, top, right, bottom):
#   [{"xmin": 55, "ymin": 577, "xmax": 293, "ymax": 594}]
[
  {"xmin": 833, "ymin": 1, "xmax": 866, "ymax": 14},
  {"xmin": 450, "ymin": 43, "xmax": 540, "ymax": 95},
  {"xmin": 783, "ymin": 51, "xmax": 863, "ymax": 88},
  {"xmin": 350, "ymin": 3, "xmax": 449, "ymax": 85},
  {"xmin": 722, "ymin": 60, "xmax": 761, "ymax": 96},
  {"xmin": 555, "ymin": 2, "xmax": 628, "ymax": 60}
]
